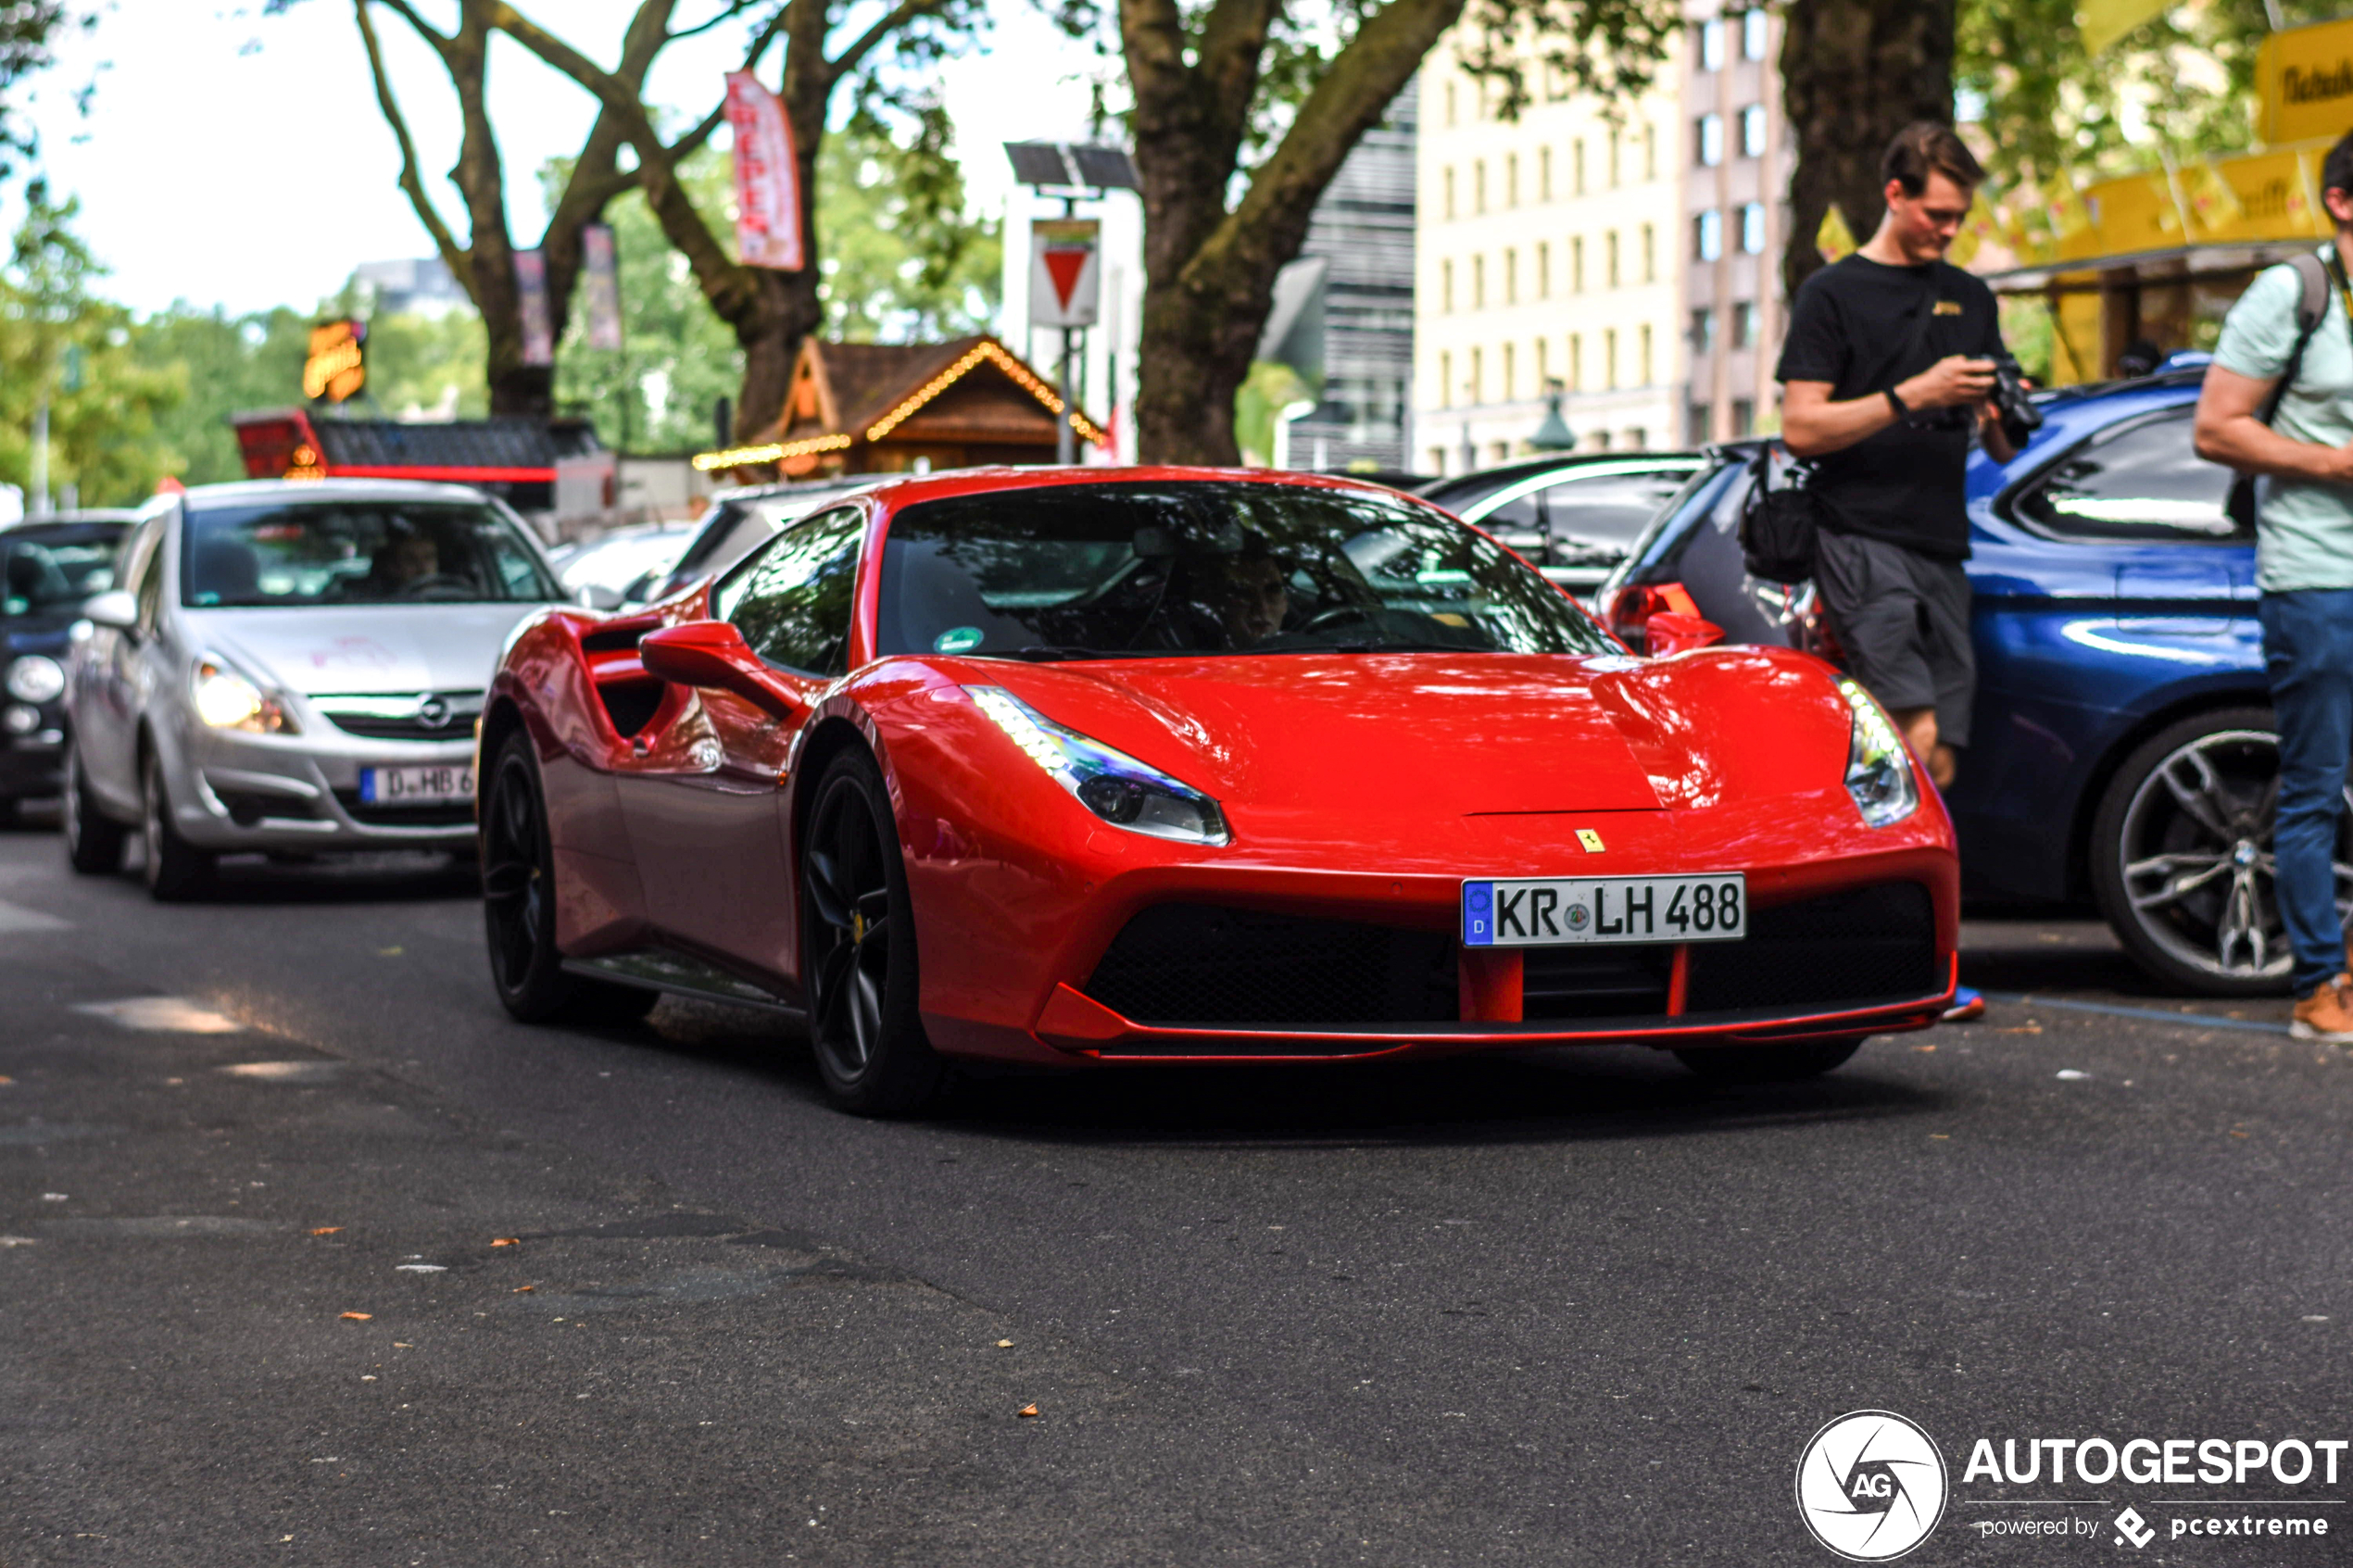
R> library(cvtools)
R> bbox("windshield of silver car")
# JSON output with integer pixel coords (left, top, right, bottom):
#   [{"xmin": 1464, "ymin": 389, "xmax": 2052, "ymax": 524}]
[
  {"xmin": 873, "ymin": 481, "xmax": 1617, "ymax": 660},
  {"xmin": 179, "ymin": 501, "xmax": 559, "ymax": 608}
]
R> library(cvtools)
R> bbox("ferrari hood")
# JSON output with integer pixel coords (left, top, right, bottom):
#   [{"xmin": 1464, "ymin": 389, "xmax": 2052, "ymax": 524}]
[
  {"xmin": 187, "ymin": 604, "xmax": 544, "ymax": 697},
  {"xmin": 974, "ymin": 649, "xmax": 1853, "ymax": 819}
]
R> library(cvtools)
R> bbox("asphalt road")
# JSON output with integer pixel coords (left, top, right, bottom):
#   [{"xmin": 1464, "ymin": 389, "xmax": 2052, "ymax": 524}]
[{"xmin": 1, "ymin": 820, "xmax": 2347, "ymax": 1567}]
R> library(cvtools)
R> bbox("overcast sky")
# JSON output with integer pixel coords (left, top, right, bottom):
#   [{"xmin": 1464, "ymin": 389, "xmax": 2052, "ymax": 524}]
[{"xmin": 7, "ymin": 0, "xmax": 1107, "ymax": 317}]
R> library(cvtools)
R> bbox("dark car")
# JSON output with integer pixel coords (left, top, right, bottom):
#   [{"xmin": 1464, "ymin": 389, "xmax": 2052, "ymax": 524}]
[
  {"xmin": 1420, "ymin": 453, "xmax": 1707, "ymax": 594},
  {"xmin": 643, "ymin": 477, "xmax": 886, "ymax": 602},
  {"xmin": 1596, "ymin": 367, "xmax": 2306, "ymax": 996},
  {"xmin": 3, "ymin": 511, "xmax": 135, "ymax": 822}
]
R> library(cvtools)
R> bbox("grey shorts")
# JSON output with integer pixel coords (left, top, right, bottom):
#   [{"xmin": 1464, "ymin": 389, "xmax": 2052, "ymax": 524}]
[{"xmin": 1813, "ymin": 530, "xmax": 1974, "ymax": 748}]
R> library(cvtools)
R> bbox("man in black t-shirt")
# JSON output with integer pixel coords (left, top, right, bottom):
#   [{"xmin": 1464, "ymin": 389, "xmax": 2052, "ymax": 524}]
[{"xmin": 1778, "ymin": 122, "xmax": 2017, "ymax": 794}]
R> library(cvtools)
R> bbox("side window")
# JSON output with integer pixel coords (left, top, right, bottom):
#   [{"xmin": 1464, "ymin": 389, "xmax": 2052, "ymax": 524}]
[
  {"xmin": 2010, "ymin": 409, "xmax": 2240, "ymax": 544},
  {"xmin": 716, "ymin": 507, "xmax": 867, "ymax": 675},
  {"xmin": 1541, "ymin": 471, "xmax": 1696, "ymax": 555}
]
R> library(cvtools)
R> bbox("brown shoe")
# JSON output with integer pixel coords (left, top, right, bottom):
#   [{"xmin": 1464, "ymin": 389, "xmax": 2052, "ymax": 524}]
[{"xmin": 2291, "ymin": 979, "xmax": 2353, "ymax": 1042}]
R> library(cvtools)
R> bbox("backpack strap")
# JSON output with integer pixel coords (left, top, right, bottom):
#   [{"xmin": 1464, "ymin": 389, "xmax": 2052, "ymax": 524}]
[{"xmin": 2259, "ymin": 251, "xmax": 2332, "ymax": 428}]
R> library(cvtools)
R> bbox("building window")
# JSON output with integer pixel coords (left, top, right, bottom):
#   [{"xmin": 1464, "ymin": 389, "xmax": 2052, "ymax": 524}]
[
  {"xmin": 1590, "ymin": 428, "xmax": 1613, "ymax": 452},
  {"xmin": 1688, "ymin": 403, "xmax": 1714, "ymax": 444},
  {"xmin": 1607, "ymin": 127, "xmax": 1621, "ymax": 186},
  {"xmin": 1698, "ymin": 17, "xmax": 1724, "ymax": 69},
  {"xmin": 1571, "ymin": 235, "xmax": 1584, "ymax": 293},
  {"xmin": 1742, "ymin": 8, "xmax": 1768, "ymax": 58},
  {"xmin": 1694, "ymin": 209, "xmax": 1723, "ymax": 262},
  {"xmin": 1639, "ymin": 323, "xmax": 1653, "ymax": 385},
  {"xmin": 1643, "ymin": 124, "xmax": 1657, "ymax": 181},
  {"xmin": 1536, "ymin": 337, "xmax": 1550, "ymax": 385},
  {"xmin": 1739, "ymin": 105, "xmax": 1767, "ymax": 158},
  {"xmin": 1540, "ymin": 145, "xmax": 1553, "ymax": 201},
  {"xmin": 1606, "ymin": 230, "xmax": 1620, "ymax": 288},
  {"xmin": 1642, "ymin": 223, "xmax": 1656, "ymax": 282},
  {"xmin": 1730, "ymin": 299, "xmax": 1758, "ymax": 348},
  {"xmin": 1537, "ymin": 241, "xmax": 1552, "ymax": 298},
  {"xmin": 1428, "ymin": 445, "xmax": 1449, "ymax": 474},
  {"xmin": 1731, "ymin": 397, "xmax": 1756, "ymax": 436},
  {"xmin": 1568, "ymin": 332, "xmax": 1582, "ymax": 390},
  {"xmin": 1441, "ymin": 258, "xmax": 1454, "ymax": 313},
  {"xmin": 1472, "ymin": 254, "xmax": 1485, "ymax": 309},
  {"xmin": 1475, "ymin": 160, "xmax": 1487, "ymax": 214},
  {"xmin": 1437, "ymin": 351, "xmax": 1452, "ymax": 409},
  {"xmin": 1625, "ymin": 426, "xmax": 1647, "ymax": 451},
  {"xmin": 1504, "ymin": 248, "xmax": 1518, "ymax": 305},
  {"xmin": 1468, "ymin": 345, "xmax": 1483, "ymax": 405},
  {"xmin": 1506, "ymin": 152, "xmax": 1519, "ymax": 207},
  {"xmin": 1691, "ymin": 307, "xmax": 1717, "ymax": 355},
  {"xmin": 1445, "ymin": 79, "xmax": 1457, "ymax": 126},
  {"xmin": 1502, "ymin": 341, "xmax": 1516, "ymax": 401},
  {"xmin": 1444, "ymin": 166, "xmax": 1456, "ymax": 220},
  {"xmin": 1740, "ymin": 201, "xmax": 1766, "ymax": 254},
  {"xmin": 1604, "ymin": 328, "xmax": 1618, "ymax": 389},
  {"xmin": 1696, "ymin": 115, "xmax": 1724, "ymax": 167}
]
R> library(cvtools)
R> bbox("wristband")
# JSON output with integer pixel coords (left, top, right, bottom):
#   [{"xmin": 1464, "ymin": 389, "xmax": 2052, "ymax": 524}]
[{"xmin": 1884, "ymin": 386, "xmax": 1909, "ymax": 419}]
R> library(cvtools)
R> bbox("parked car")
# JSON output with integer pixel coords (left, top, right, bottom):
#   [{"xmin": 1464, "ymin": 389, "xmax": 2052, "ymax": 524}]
[
  {"xmin": 1597, "ymin": 367, "xmax": 2302, "ymax": 996},
  {"xmin": 641, "ymin": 476, "xmax": 887, "ymax": 602},
  {"xmin": 61, "ymin": 479, "xmax": 566, "ymax": 897},
  {"xmin": 1, "ymin": 509, "xmax": 136, "ymax": 823},
  {"xmin": 478, "ymin": 466, "xmax": 1957, "ymax": 1115},
  {"xmin": 547, "ymin": 519, "xmax": 700, "ymax": 608},
  {"xmin": 1420, "ymin": 453, "xmax": 1708, "ymax": 595}
]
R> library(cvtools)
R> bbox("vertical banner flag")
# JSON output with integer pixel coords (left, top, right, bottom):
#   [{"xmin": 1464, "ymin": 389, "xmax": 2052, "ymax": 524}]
[
  {"xmin": 582, "ymin": 223, "xmax": 623, "ymax": 350},
  {"xmin": 1030, "ymin": 219, "xmax": 1101, "ymax": 328},
  {"xmin": 514, "ymin": 249, "xmax": 555, "ymax": 367},
  {"xmin": 724, "ymin": 71, "xmax": 805, "ymax": 270}
]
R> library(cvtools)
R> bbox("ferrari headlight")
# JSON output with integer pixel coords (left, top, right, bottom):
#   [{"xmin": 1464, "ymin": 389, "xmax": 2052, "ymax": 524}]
[
  {"xmin": 4, "ymin": 655, "xmax": 64, "ymax": 704},
  {"xmin": 192, "ymin": 654, "xmax": 296, "ymax": 734},
  {"xmin": 1837, "ymin": 677, "xmax": 1918, "ymax": 827},
  {"xmin": 964, "ymin": 685, "xmax": 1229, "ymax": 846}
]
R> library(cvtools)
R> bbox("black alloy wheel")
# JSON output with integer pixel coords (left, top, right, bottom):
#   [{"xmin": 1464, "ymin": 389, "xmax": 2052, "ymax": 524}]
[
  {"xmin": 1674, "ymin": 1038, "xmax": 1866, "ymax": 1083},
  {"xmin": 481, "ymin": 733, "xmax": 656, "ymax": 1024},
  {"xmin": 2089, "ymin": 706, "xmax": 2343, "ymax": 997},
  {"xmin": 62, "ymin": 734, "xmax": 125, "ymax": 873},
  {"xmin": 800, "ymin": 748, "xmax": 943, "ymax": 1116},
  {"xmin": 140, "ymin": 746, "xmax": 213, "ymax": 901}
]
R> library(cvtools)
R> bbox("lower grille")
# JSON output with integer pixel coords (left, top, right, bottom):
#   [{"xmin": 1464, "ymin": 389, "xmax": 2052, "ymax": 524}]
[
  {"xmin": 1524, "ymin": 945, "xmax": 1673, "ymax": 1020},
  {"xmin": 1686, "ymin": 881, "xmax": 1938, "ymax": 1013},
  {"xmin": 332, "ymin": 790, "xmax": 475, "ymax": 828},
  {"xmin": 1082, "ymin": 904, "xmax": 1456, "ymax": 1027}
]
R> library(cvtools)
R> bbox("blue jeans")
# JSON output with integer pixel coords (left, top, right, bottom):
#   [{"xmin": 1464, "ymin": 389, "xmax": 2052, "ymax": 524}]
[{"xmin": 2259, "ymin": 590, "xmax": 2353, "ymax": 995}]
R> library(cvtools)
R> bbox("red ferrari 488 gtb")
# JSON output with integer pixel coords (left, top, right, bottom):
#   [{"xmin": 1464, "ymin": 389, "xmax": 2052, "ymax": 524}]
[{"xmin": 477, "ymin": 468, "xmax": 1957, "ymax": 1113}]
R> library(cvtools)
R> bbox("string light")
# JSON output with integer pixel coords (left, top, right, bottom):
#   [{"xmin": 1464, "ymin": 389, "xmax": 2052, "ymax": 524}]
[{"xmin": 691, "ymin": 433, "xmax": 851, "ymax": 472}]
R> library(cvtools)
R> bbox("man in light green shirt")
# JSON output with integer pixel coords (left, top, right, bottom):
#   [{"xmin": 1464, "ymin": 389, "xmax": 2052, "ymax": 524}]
[{"xmin": 2196, "ymin": 126, "xmax": 2353, "ymax": 1039}]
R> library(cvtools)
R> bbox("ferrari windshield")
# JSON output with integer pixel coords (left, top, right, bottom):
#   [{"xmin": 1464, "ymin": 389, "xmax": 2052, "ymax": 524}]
[
  {"xmin": 181, "ymin": 499, "xmax": 559, "ymax": 608},
  {"xmin": 875, "ymin": 481, "xmax": 1614, "ymax": 659}
]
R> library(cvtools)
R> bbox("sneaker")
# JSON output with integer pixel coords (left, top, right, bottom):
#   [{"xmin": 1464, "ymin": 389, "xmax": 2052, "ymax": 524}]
[
  {"xmin": 1942, "ymin": 985, "xmax": 1984, "ymax": 1022},
  {"xmin": 2290, "ymin": 979, "xmax": 2353, "ymax": 1042}
]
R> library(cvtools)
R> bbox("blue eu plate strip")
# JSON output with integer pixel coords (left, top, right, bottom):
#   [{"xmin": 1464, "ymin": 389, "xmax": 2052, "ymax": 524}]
[{"xmin": 1462, "ymin": 881, "xmax": 1493, "ymax": 947}]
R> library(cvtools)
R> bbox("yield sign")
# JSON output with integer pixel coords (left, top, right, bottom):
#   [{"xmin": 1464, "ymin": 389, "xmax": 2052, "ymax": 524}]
[{"xmin": 1030, "ymin": 218, "xmax": 1101, "ymax": 327}]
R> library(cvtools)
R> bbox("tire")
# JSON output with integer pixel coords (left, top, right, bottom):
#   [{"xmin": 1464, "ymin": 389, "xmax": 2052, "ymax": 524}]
[
  {"xmin": 2088, "ymin": 706, "xmax": 2324, "ymax": 997},
  {"xmin": 62, "ymin": 735, "xmax": 126, "ymax": 874},
  {"xmin": 800, "ymin": 747, "xmax": 944, "ymax": 1116},
  {"xmin": 480, "ymin": 732, "xmax": 658, "ymax": 1024},
  {"xmin": 1675, "ymin": 1037, "xmax": 1865, "ymax": 1083},
  {"xmin": 141, "ymin": 746, "xmax": 213, "ymax": 901}
]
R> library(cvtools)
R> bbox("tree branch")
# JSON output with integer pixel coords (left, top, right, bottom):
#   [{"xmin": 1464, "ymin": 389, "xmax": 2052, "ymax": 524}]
[
  {"xmin": 370, "ymin": 0, "xmax": 458, "ymax": 62},
  {"xmin": 667, "ymin": 0, "xmax": 767, "ymax": 41},
  {"xmin": 355, "ymin": 0, "xmax": 470, "ymax": 288},
  {"xmin": 828, "ymin": 0, "xmax": 950, "ymax": 85}
]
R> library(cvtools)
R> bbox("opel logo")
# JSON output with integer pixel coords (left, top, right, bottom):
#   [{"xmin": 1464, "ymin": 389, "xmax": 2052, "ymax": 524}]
[{"xmin": 417, "ymin": 695, "xmax": 453, "ymax": 730}]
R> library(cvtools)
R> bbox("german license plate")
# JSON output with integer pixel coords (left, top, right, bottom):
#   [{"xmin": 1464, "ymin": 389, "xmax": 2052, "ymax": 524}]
[
  {"xmin": 359, "ymin": 764, "xmax": 473, "ymax": 805},
  {"xmin": 1462, "ymin": 873, "xmax": 1747, "ymax": 947}
]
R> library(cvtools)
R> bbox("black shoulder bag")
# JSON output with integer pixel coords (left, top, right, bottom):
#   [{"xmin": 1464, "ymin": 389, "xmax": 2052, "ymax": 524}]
[
  {"xmin": 2223, "ymin": 251, "xmax": 2334, "ymax": 533},
  {"xmin": 1742, "ymin": 278, "xmax": 1949, "ymax": 583}
]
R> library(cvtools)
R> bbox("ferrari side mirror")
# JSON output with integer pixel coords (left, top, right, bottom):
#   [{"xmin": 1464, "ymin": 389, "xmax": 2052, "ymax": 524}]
[
  {"xmin": 638, "ymin": 620, "xmax": 801, "ymax": 721},
  {"xmin": 1642, "ymin": 611, "xmax": 1725, "ymax": 658}
]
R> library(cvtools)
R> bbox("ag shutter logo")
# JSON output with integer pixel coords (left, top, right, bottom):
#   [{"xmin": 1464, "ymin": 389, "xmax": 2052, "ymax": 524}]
[{"xmin": 1796, "ymin": 1411, "xmax": 1950, "ymax": 1561}]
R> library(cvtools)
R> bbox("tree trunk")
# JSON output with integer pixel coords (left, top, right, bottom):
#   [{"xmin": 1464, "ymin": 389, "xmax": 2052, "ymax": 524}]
[{"xmin": 1780, "ymin": 0, "xmax": 1957, "ymax": 300}]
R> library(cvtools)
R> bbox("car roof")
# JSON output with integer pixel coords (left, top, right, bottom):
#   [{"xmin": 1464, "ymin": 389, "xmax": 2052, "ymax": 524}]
[
  {"xmin": 837, "ymin": 464, "xmax": 1445, "ymax": 513},
  {"xmin": 3, "ymin": 508, "xmax": 137, "ymax": 528},
  {"xmin": 1419, "ymin": 450, "xmax": 1704, "ymax": 500},
  {"xmin": 177, "ymin": 477, "xmax": 495, "ymax": 509}
]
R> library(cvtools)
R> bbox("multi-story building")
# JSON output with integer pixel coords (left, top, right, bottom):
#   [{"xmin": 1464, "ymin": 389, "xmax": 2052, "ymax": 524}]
[
  {"xmin": 1411, "ymin": 40, "xmax": 1685, "ymax": 474},
  {"xmin": 1680, "ymin": 5, "xmax": 1790, "ymax": 445}
]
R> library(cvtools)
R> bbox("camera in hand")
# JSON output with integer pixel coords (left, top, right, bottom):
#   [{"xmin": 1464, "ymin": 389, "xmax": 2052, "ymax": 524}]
[{"xmin": 1989, "ymin": 353, "xmax": 2044, "ymax": 448}]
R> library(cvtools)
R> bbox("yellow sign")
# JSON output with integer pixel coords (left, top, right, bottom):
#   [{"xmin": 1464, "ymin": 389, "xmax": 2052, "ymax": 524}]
[
  {"xmin": 2009, "ymin": 144, "xmax": 2331, "ymax": 268},
  {"xmin": 2259, "ymin": 18, "xmax": 2353, "ymax": 147},
  {"xmin": 303, "ymin": 320, "xmax": 366, "ymax": 403}
]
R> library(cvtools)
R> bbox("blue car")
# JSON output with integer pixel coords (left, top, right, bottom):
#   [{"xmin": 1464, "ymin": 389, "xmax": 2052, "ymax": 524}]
[{"xmin": 1598, "ymin": 366, "xmax": 2328, "ymax": 997}]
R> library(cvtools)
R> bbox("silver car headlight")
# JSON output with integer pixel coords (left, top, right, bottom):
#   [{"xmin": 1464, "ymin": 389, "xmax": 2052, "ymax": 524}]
[
  {"xmin": 965, "ymin": 685, "xmax": 1229, "ymax": 846},
  {"xmin": 192, "ymin": 652, "xmax": 297, "ymax": 735},
  {"xmin": 1837, "ymin": 677, "xmax": 1919, "ymax": 827},
  {"xmin": 4, "ymin": 655, "xmax": 64, "ymax": 704}
]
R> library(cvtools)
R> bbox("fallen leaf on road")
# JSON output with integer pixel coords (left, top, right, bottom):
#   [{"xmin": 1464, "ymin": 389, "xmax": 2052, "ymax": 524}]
[
  {"xmin": 512, "ymin": 1285, "xmax": 535, "ymax": 1293},
  {"xmin": 0, "ymin": 1236, "xmax": 34, "ymax": 1247},
  {"xmin": 309, "ymin": 1226, "xmax": 342, "ymax": 1236},
  {"xmin": 2056, "ymin": 1070, "xmax": 2089, "ymax": 1080},
  {"xmin": 0, "ymin": 1074, "xmax": 13, "ymax": 1085},
  {"xmin": 396, "ymin": 1263, "xmax": 446, "ymax": 1273},
  {"xmin": 491, "ymin": 1237, "xmax": 520, "ymax": 1247},
  {"xmin": 2230, "ymin": 1130, "xmax": 2249, "ymax": 1138},
  {"xmin": 1930, "ymin": 1135, "xmax": 1951, "ymax": 1140},
  {"xmin": 1016, "ymin": 1404, "xmax": 1039, "ymax": 1418},
  {"xmin": 997, "ymin": 1339, "xmax": 1013, "ymax": 1348},
  {"xmin": 1999, "ymin": 1024, "xmax": 2044, "ymax": 1035},
  {"xmin": 340, "ymin": 1312, "xmax": 372, "ymax": 1321},
  {"xmin": 1912, "ymin": 1044, "xmax": 1936, "ymax": 1052},
  {"xmin": 378, "ymin": 947, "xmax": 403, "ymax": 957}
]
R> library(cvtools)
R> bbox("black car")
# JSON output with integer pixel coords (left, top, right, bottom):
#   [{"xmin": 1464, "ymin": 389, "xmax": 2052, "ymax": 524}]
[
  {"xmin": 1419, "ymin": 452, "xmax": 1707, "ymax": 594},
  {"xmin": 2, "ymin": 511, "xmax": 134, "ymax": 822}
]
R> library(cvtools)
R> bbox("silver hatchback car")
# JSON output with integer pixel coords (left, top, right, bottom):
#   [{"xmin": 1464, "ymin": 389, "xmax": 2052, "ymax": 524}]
[{"xmin": 62, "ymin": 479, "xmax": 566, "ymax": 897}]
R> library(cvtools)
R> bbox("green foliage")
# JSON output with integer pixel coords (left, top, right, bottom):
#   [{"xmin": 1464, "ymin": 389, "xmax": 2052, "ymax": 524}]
[
  {"xmin": 1234, "ymin": 359, "xmax": 1318, "ymax": 466},
  {"xmin": 0, "ymin": 192, "xmax": 183, "ymax": 506},
  {"xmin": 0, "ymin": 4, "xmax": 94, "ymax": 189},
  {"xmin": 1453, "ymin": 0, "xmax": 1683, "ymax": 123}
]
